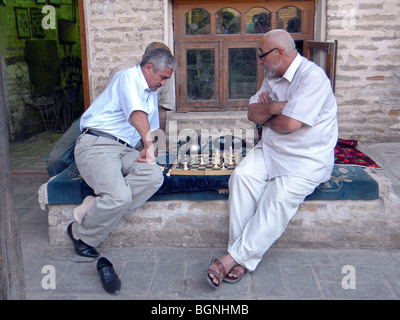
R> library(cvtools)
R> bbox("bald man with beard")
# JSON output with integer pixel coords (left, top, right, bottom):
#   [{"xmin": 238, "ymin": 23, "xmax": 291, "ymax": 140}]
[{"xmin": 206, "ymin": 29, "xmax": 338, "ymax": 289}]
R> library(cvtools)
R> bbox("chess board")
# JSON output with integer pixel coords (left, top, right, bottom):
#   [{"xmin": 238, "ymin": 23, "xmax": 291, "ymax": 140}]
[{"xmin": 166, "ymin": 152, "xmax": 239, "ymax": 176}]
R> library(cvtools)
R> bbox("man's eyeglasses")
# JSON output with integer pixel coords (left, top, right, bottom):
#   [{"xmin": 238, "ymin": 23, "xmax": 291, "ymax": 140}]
[{"xmin": 258, "ymin": 48, "xmax": 279, "ymax": 60}]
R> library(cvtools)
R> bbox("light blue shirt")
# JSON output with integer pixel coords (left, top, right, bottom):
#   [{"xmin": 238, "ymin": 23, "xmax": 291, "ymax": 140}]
[{"xmin": 80, "ymin": 65, "xmax": 159, "ymax": 147}]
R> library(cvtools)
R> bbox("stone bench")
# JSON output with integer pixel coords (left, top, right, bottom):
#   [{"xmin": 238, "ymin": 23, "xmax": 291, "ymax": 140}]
[
  {"xmin": 46, "ymin": 162, "xmax": 380, "ymax": 205},
  {"xmin": 39, "ymin": 161, "xmax": 400, "ymax": 250}
]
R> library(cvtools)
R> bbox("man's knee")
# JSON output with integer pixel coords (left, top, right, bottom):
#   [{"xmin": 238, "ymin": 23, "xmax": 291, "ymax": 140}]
[
  {"xmin": 110, "ymin": 188, "xmax": 133, "ymax": 211},
  {"xmin": 151, "ymin": 165, "xmax": 164, "ymax": 189},
  {"xmin": 136, "ymin": 163, "xmax": 164, "ymax": 189}
]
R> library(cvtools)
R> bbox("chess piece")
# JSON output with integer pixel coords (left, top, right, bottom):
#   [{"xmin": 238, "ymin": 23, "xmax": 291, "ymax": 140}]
[
  {"xmin": 183, "ymin": 161, "xmax": 188, "ymax": 171},
  {"xmin": 213, "ymin": 150, "xmax": 220, "ymax": 169},
  {"xmin": 228, "ymin": 146, "xmax": 234, "ymax": 166},
  {"xmin": 214, "ymin": 149, "xmax": 220, "ymax": 164}
]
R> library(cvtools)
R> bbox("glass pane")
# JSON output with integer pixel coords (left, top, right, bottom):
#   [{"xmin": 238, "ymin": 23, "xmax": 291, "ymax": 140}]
[
  {"xmin": 229, "ymin": 48, "xmax": 257, "ymax": 99},
  {"xmin": 245, "ymin": 7, "xmax": 271, "ymax": 34},
  {"xmin": 215, "ymin": 8, "xmax": 241, "ymax": 34},
  {"xmin": 186, "ymin": 49, "xmax": 215, "ymax": 100},
  {"xmin": 185, "ymin": 8, "xmax": 211, "ymax": 35},
  {"xmin": 276, "ymin": 6, "xmax": 302, "ymax": 33}
]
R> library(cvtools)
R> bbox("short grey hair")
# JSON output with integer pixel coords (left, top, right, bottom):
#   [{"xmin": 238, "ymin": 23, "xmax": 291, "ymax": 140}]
[{"xmin": 140, "ymin": 48, "xmax": 177, "ymax": 73}]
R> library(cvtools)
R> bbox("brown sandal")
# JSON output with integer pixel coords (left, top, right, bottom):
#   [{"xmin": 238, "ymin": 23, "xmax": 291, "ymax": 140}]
[
  {"xmin": 224, "ymin": 264, "xmax": 246, "ymax": 284},
  {"xmin": 205, "ymin": 258, "xmax": 227, "ymax": 289}
]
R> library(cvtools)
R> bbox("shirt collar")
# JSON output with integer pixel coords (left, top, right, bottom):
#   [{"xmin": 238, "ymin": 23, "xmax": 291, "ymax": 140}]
[
  {"xmin": 135, "ymin": 65, "xmax": 151, "ymax": 92},
  {"xmin": 282, "ymin": 53, "xmax": 302, "ymax": 83}
]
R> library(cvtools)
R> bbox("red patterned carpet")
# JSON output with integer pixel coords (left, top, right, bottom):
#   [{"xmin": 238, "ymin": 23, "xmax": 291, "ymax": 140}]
[{"xmin": 334, "ymin": 138, "xmax": 380, "ymax": 168}]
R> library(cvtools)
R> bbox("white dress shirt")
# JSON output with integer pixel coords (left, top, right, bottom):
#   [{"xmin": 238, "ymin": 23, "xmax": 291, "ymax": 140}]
[
  {"xmin": 80, "ymin": 65, "xmax": 159, "ymax": 147},
  {"xmin": 249, "ymin": 53, "xmax": 338, "ymax": 183}
]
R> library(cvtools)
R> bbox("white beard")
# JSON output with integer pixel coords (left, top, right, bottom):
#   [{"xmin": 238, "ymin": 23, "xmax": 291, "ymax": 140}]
[{"xmin": 263, "ymin": 62, "xmax": 280, "ymax": 79}]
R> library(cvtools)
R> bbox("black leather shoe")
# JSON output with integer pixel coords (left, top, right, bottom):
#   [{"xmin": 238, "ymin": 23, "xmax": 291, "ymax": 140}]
[
  {"xmin": 97, "ymin": 257, "xmax": 121, "ymax": 295},
  {"xmin": 67, "ymin": 222, "xmax": 99, "ymax": 258}
]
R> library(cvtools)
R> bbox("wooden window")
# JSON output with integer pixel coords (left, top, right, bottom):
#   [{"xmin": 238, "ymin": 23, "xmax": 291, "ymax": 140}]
[
  {"xmin": 173, "ymin": 0, "xmax": 315, "ymax": 112},
  {"xmin": 303, "ymin": 40, "xmax": 338, "ymax": 93}
]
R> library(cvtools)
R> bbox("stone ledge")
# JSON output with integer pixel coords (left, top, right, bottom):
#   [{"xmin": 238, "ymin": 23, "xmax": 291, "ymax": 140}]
[
  {"xmin": 47, "ymin": 197, "xmax": 400, "ymax": 249},
  {"xmin": 46, "ymin": 168, "xmax": 400, "ymax": 250},
  {"xmin": 48, "ymin": 195, "xmax": 400, "ymax": 251}
]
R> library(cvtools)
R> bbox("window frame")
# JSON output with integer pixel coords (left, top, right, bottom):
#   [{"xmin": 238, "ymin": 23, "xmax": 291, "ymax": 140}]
[
  {"xmin": 303, "ymin": 40, "xmax": 338, "ymax": 93},
  {"xmin": 173, "ymin": 0, "xmax": 315, "ymax": 112},
  {"xmin": 178, "ymin": 41, "xmax": 221, "ymax": 111}
]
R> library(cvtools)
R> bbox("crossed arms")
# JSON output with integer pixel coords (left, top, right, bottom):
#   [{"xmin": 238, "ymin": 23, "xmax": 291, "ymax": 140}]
[{"xmin": 247, "ymin": 92, "xmax": 302, "ymax": 134}]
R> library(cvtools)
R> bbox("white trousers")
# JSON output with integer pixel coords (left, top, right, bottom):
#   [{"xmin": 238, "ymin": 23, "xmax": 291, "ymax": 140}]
[
  {"xmin": 74, "ymin": 133, "xmax": 164, "ymax": 247},
  {"xmin": 227, "ymin": 147, "xmax": 319, "ymax": 271}
]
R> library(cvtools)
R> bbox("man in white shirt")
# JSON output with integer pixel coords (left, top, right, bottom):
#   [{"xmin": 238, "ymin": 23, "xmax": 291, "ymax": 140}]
[
  {"xmin": 206, "ymin": 29, "xmax": 338, "ymax": 289},
  {"xmin": 68, "ymin": 48, "xmax": 177, "ymax": 257},
  {"xmin": 107, "ymin": 42, "xmax": 175, "ymax": 133},
  {"xmin": 46, "ymin": 42, "xmax": 174, "ymax": 179}
]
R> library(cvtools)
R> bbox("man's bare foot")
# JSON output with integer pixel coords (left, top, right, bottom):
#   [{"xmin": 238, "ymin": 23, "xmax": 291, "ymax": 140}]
[
  {"xmin": 225, "ymin": 264, "xmax": 246, "ymax": 283},
  {"xmin": 206, "ymin": 254, "xmax": 239, "ymax": 288},
  {"xmin": 73, "ymin": 195, "xmax": 95, "ymax": 224}
]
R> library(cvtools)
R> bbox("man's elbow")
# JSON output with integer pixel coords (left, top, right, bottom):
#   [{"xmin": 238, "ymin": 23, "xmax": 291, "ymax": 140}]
[
  {"xmin": 268, "ymin": 117, "xmax": 302, "ymax": 134},
  {"xmin": 247, "ymin": 106, "xmax": 256, "ymax": 123},
  {"xmin": 247, "ymin": 110, "xmax": 254, "ymax": 123},
  {"xmin": 287, "ymin": 120, "xmax": 302, "ymax": 132},
  {"xmin": 282, "ymin": 119, "xmax": 303, "ymax": 133}
]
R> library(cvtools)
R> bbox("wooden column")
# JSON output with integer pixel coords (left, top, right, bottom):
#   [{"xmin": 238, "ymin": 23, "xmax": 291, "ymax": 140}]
[
  {"xmin": 78, "ymin": 0, "xmax": 91, "ymax": 110},
  {"xmin": 0, "ymin": 59, "xmax": 26, "ymax": 299}
]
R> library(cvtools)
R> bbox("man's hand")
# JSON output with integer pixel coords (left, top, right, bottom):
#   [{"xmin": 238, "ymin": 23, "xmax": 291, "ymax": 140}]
[
  {"xmin": 247, "ymin": 92, "xmax": 286, "ymax": 125},
  {"xmin": 135, "ymin": 144, "xmax": 156, "ymax": 163},
  {"xmin": 258, "ymin": 92, "xmax": 272, "ymax": 104},
  {"xmin": 130, "ymin": 110, "xmax": 157, "ymax": 163}
]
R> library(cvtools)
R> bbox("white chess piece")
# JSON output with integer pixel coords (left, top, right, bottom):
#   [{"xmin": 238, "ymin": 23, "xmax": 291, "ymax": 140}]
[
  {"xmin": 229, "ymin": 146, "xmax": 234, "ymax": 166},
  {"xmin": 214, "ymin": 149, "xmax": 220, "ymax": 164}
]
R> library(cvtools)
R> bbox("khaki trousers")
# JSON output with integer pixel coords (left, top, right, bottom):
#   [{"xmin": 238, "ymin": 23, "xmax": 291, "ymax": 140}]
[
  {"xmin": 74, "ymin": 133, "xmax": 164, "ymax": 247},
  {"xmin": 227, "ymin": 147, "xmax": 319, "ymax": 271}
]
